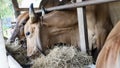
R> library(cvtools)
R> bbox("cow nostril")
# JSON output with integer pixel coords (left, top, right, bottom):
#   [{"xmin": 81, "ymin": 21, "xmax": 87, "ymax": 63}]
[
  {"xmin": 25, "ymin": 56, "xmax": 30, "ymax": 61},
  {"xmin": 20, "ymin": 40, "xmax": 24, "ymax": 44},
  {"xmin": 26, "ymin": 32, "xmax": 30, "ymax": 36}
]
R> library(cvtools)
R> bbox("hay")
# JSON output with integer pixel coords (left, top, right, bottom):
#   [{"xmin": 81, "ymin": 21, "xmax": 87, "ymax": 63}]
[
  {"xmin": 5, "ymin": 38, "xmax": 29, "ymax": 65},
  {"xmin": 109, "ymin": 2, "xmax": 120, "ymax": 25},
  {"xmin": 5, "ymin": 38, "xmax": 22, "ymax": 52},
  {"xmin": 32, "ymin": 46, "xmax": 93, "ymax": 68}
]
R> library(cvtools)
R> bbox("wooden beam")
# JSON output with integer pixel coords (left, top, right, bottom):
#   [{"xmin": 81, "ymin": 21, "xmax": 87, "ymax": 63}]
[
  {"xmin": 77, "ymin": 0, "xmax": 89, "ymax": 54},
  {"xmin": 35, "ymin": 0, "xmax": 118, "ymax": 13},
  {"xmin": 11, "ymin": 0, "xmax": 20, "ymax": 18}
]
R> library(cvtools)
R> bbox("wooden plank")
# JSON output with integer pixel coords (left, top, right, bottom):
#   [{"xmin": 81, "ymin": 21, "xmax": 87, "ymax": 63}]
[
  {"xmin": 77, "ymin": 0, "xmax": 89, "ymax": 53},
  {"xmin": 0, "ymin": 20, "xmax": 9, "ymax": 68},
  {"xmin": 35, "ymin": 0, "xmax": 118, "ymax": 13},
  {"xmin": 11, "ymin": 0, "xmax": 20, "ymax": 18}
]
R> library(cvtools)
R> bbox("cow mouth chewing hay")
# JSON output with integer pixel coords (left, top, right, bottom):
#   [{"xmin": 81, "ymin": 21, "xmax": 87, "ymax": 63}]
[{"xmin": 31, "ymin": 46, "xmax": 93, "ymax": 68}]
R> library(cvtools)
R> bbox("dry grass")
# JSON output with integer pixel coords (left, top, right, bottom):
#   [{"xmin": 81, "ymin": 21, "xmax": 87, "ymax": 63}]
[
  {"xmin": 32, "ymin": 46, "xmax": 93, "ymax": 68},
  {"xmin": 5, "ymin": 38, "xmax": 93, "ymax": 68},
  {"xmin": 5, "ymin": 38, "xmax": 28, "ymax": 65}
]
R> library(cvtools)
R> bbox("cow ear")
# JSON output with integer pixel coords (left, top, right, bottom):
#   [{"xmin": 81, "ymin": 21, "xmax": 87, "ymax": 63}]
[{"xmin": 29, "ymin": 3, "xmax": 37, "ymax": 23}]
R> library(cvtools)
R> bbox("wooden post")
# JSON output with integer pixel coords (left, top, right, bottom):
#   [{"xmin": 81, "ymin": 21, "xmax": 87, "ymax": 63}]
[
  {"xmin": 0, "ymin": 20, "xmax": 9, "ymax": 68},
  {"xmin": 11, "ymin": 0, "xmax": 20, "ymax": 18},
  {"xmin": 77, "ymin": 0, "xmax": 89, "ymax": 54}
]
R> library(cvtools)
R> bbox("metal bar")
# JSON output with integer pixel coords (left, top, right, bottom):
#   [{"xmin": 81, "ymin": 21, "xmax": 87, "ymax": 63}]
[{"xmin": 35, "ymin": 0, "xmax": 118, "ymax": 13}]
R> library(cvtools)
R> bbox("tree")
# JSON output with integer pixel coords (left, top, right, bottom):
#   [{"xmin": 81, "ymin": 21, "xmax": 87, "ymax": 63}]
[{"xmin": 0, "ymin": 0, "xmax": 14, "ymax": 19}]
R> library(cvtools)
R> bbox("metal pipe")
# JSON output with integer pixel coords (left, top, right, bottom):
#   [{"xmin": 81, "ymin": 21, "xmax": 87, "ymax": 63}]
[{"xmin": 35, "ymin": 0, "xmax": 118, "ymax": 13}]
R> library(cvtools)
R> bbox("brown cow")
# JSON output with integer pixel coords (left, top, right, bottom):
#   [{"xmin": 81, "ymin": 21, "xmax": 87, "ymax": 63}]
[
  {"xmin": 95, "ymin": 4, "xmax": 112, "ymax": 62},
  {"xmin": 96, "ymin": 21, "xmax": 120, "ymax": 68},
  {"xmin": 10, "ymin": 0, "xmax": 76, "ymax": 56},
  {"xmin": 86, "ymin": 4, "xmax": 113, "ymax": 62},
  {"xmin": 24, "ymin": 3, "xmax": 112, "ymax": 58},
  {"xmin": 10, "ymin": 12, "xmax": 29, "ymax": 43},
  {"xmin": 10, "ymin": 0, "xmax": 73, "ymax": 44},
  {"xmin": 24, "ymin": 4, "xmax": 79, "ymax": 56},
  {"xmin": 95, "ymin": 4, "xmax": 112, "ymax": 52}
]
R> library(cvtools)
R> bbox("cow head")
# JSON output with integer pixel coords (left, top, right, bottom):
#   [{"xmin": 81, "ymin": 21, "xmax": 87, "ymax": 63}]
[
  {"xmin": 10, "ymin": 12, "xmax": 29, "ymax": 45},
  {"xmin": 24, "ymin": 2, "xmax": 78, "ymax": 56},
  {"xmin": 24, "ymin": 4, "xmax": 45, "ymax": 56}
]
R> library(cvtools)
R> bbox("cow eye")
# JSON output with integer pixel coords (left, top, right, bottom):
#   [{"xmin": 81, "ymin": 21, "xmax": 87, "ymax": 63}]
[{"xmin": 26, "ymin": 32, "xmax": 30, "ymax": 36}]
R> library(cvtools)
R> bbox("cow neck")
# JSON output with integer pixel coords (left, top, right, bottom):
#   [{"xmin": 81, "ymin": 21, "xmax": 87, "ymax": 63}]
[
  {"xmin": 50, "ymin": 24, "xmax": 78, "ymax": 36},
  {"xmin": 36, "ymin": 23, "xmax": 46, "ymax": 56}
]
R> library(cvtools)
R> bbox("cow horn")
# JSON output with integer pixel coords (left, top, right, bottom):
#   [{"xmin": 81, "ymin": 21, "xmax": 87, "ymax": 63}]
[{"xmin": 29, "ymin": 3, "xmax": 36, "ymax": 19}]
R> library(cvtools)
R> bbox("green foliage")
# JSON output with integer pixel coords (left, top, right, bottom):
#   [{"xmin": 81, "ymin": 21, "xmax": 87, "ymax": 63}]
[
  {"xmin": 0, "ymin": 0, "xmax": 15, "ymax": 38},
  {"xmin": 17, "ymin": 0, "xmax": 22, "ymax": 4},
  {"xmin": 0, "ymin": 0, "xmax": 14, "ymax": 19}
]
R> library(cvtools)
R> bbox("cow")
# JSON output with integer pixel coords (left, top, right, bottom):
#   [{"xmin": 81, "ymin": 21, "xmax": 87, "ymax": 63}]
[
  {"xmin": 85, "ymin": 4, "xmax": 113, "ymax": 63},
  {"xmin": 10, "ymin": 0, "xmax": 77, "ymax": 56},
  {"xmin": 96, "ymin": 21, "xmax": 120, "ymax": 68},
  {"xmin": 24, "ymin": 4, "xmax": 79, "ymax": 56},
  {"xmin": 24, "ymin": 3, "xmax": 113, "ymax": 58},
  {"xmin": 10, "ymin": 1, "xmax": 112, "ymax": 64},
  {"xmin": 10, "ymin": 12, "xmax": 29, "ymax": 44},
  {"xmin": 10, "ymin": 0, "xmax": 73, "ymax": 44},
  {"xmin": 92, "ymin": 4, "xmax": 113, "ymax": 62}
]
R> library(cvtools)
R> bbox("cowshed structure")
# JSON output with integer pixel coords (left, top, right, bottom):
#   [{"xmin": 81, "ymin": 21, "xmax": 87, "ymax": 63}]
[{"xmin": 0, "ymin": 0, "xmax": 119, "ymax": 68}]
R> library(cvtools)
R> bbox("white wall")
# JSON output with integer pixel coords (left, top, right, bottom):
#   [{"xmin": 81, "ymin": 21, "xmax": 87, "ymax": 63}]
[{"xmin": 0, "ymin": 20, "xmax": 9, "ymax": 68}]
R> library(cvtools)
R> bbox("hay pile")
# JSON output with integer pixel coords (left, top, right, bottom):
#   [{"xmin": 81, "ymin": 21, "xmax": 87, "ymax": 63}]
[
  {"xmin": 5, "ymin": 38, "xmax": 29, "ymax": 66},
  {"xmin": 5, "ymin": 38, "xmax": 22, "ymax": 51},
  {"xmin": 32, "ymin": 46, "xmax": 93, "ymax": 68}
]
